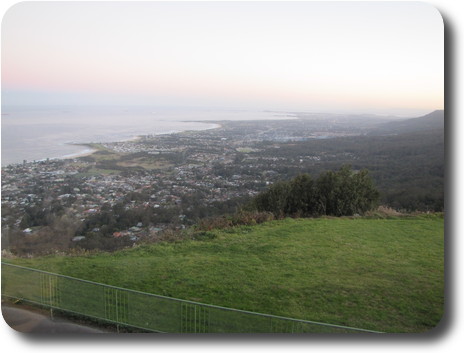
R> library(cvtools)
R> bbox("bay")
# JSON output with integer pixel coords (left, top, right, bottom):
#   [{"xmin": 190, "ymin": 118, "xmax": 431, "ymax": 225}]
[{"xmin": 1, "ymin": 106, "xmax": 288, "ymax": 166}]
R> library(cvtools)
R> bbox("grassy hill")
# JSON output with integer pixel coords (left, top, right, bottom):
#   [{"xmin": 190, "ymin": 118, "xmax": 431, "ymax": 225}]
[{"xmin": 4, "ymin": 215, "xmax": 444, "ymax": 333}]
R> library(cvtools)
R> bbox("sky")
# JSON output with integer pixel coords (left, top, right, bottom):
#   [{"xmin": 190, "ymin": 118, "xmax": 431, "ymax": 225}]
[{"xmin": 1, "ymin": 1, "xmax": 444, "ymax": 116}]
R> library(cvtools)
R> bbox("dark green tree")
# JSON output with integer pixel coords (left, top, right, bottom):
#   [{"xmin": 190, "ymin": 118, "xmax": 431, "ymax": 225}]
[
  {"xmin": 286, "ymin": 174, "xmax": 317, "ymax": 216},
  {"xmin": 252, "ymin": 181, "xmax": 290, "ymax": 218},
  {"xmin": 250, "ymin": 165, "xmax": 379, "ymax": 218},
  {"xmin": 316, "ymin": 165, "xmax": 379, "ymax": 216}
]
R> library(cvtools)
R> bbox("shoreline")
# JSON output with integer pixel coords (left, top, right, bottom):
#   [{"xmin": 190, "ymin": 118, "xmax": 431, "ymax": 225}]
[
  {"xmin": 61, "ymin": 147, "xmax": 99, "ymax": 161},
  {"xmin": 63, "ymin": 122, "xmax": 222, "ymax": 160},
  {"xmin": 1, "ymin": 122, "xmax": 222, "ymax": 168}
]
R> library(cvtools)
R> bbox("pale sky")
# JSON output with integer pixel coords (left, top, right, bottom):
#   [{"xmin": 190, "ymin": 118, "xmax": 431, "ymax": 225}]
[{"xmin": 1, "ymin": 1, "xmax": 444, "ymax": 116}]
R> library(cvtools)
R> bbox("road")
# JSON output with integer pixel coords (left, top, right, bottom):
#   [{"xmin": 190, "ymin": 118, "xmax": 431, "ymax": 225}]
[{"xmin": 2, "ymin": 305, "xmax": 106, "ymax": 333}]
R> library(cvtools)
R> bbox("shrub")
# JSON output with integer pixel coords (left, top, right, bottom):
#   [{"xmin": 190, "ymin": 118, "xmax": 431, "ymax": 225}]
[
  {"xmin": 192, "ymin": 231, "xmax": 217, "ymax": 241},
  {"xmin": 195, "ymin": 211, "xmax": 275, "ymax": 232},
  {"xmin": 250, "ymin": 165, "xmax": 379, "ymax": 218}
]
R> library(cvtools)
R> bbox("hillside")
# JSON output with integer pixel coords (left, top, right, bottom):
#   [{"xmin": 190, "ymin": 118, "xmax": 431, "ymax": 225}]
[
  {"xmin": 257, "ymin": 126, "xmax": 444, "ymax": 211},
  {"xmin": 373, "ymin": 110, "xmax": 444, "ymax": 134},
  {"xmin": 5, "ymin": 215, "xmax": 444, "ymax": 333}
]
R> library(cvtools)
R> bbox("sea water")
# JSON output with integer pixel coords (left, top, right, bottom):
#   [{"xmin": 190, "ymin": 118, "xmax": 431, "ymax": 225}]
[{"xmin": 1, "ymin": 106, "xmax": 288, "ymax": 166}]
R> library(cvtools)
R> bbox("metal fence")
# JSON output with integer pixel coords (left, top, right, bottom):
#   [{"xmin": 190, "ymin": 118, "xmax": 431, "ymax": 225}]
[{"xmin": 1, "ymin": 262, "xmax": 382, "ymax": 333}]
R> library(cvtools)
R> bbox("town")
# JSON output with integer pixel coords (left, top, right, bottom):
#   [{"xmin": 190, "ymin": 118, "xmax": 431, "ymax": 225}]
[
  {"xmin": 3, "ymin": 113, "xmax": 442, "ymax": 255},
  {"xmin": 2, "ymin": 117, "xmax": 375, "ymax": 254}
]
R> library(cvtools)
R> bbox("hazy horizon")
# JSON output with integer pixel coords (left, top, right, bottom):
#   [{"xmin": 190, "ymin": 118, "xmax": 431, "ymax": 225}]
[
  {"xmin": 2, "ymin": 2, "xmax": 443, "ymax": 117},
  {"xmin": 1, "ymin": 103, "xmax": 442, "ymax": 119}
]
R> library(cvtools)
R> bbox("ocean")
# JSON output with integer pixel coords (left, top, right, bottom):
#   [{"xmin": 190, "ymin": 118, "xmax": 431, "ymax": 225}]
[{"xmin": 1, "ymin": 106, "xmax": 289, "ymax": 166}]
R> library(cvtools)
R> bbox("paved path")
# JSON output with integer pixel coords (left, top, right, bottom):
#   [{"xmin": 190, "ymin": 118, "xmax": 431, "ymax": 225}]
[{"xmin": 2, "ymin": 306, "xmax": 106, "ymax": 333}]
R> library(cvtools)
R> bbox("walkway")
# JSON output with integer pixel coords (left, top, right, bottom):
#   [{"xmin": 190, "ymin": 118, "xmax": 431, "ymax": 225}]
[{"xmin": 2, "ymin": 305, "xmax": 106, "ymax": 333}]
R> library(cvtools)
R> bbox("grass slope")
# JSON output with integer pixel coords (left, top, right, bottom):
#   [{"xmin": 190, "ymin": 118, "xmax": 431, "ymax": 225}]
[{"xmin": 5, "ymin": 215, "xmax": 444, "ymax": 333}]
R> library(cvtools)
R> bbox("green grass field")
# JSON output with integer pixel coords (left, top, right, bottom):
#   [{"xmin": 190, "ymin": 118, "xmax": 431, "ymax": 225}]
[{"xmin": 3, "ymin": 215, "xmax": 444, "ymax": 333}]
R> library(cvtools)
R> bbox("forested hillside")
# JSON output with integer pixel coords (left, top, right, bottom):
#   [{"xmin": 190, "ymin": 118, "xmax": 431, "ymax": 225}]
[
  {"xmin": 256, "ymin": 111, "xmax": 444, "ymax": 211},
  {"xmin": 373, "ymin": 109, "xmax": 444, "ymax": 134}
]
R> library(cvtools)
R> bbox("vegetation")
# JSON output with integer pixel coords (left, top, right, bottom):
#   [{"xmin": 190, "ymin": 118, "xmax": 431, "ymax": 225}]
[
  {"xmin": 249, "ymin": 165, "xmax": 379, "ymax": 218},
  {"xmin": 2, "ymin": 111, "xmax": 444, "ymax": 254},
  {"xmin": 1, "ymin": 112, "xmax": 445, "ymax": 332},
  {"xmin": 256, "ymin": 128, "xmax": 444, "ymax": 212},
  {"xmin": 4, "ymin": 215, "xmax": 444, "ymax": 333}
]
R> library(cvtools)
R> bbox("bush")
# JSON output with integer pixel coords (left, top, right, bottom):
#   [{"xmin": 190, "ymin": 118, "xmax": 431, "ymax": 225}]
[
  {"xmin": 196, "ymin": 216, "xmax": 233, "ymax": 231},
  {"xmin": 250, "ymin": 165, "xmax": 379, "ymax": 218},
  {"xmin": 365, "ymin": 206, "xmax": 403, "ymax": 219},
  {"xmin": 195, "ymin": 211, "xmax": 275, "ymax": 232},
  {"xmin": 192, "ymin": 231, "xmax": 217, "ymax": 241}
]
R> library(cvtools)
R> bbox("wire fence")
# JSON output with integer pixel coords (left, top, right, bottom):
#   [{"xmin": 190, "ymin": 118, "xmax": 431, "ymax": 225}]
[{"xmin": 1, "ymin": 262, "xmax": 382, "ymax": 333}]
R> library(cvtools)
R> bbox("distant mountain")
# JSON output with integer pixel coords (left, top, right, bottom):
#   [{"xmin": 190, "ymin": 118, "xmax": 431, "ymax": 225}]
[{"xmin": 372, "ymin": 110, "xmax": 444, "ymax": 135}]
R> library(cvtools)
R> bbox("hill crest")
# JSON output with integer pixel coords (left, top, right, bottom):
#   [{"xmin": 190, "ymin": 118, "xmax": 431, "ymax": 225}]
[{"xmin": 373, "ymin": 110, "xmax": 444, "ymax": 134}]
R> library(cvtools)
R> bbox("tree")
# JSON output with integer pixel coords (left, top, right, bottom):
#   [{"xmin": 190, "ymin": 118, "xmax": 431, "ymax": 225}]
[
  {"xmin": 287, "ymin": 174, "xmax": 317, "ymax": 216},
  {"xmin": 316, "ymin": 165, "xmax": 379, "ymax": 216},
  {"xmin": 315, "ymin": 169, "xmax": 339, "ymax": 216},
  {"xmin": 250, "ymin": 165, "xmax": 379, "ymax": 218},
  {"xmin": 252, "ymin": 181, "xmax": 290, "ymax": 218},
  {"xmin": 351, "ymin": 168, "xmax": 380, "ymax": 214}
]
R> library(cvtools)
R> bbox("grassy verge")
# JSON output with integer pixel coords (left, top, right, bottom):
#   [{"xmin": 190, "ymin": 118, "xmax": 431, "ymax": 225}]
[
  {"xmin": 76, "ymin": 143, "xmax": 175, "ymax": 174},
  {"xmin": 3, "ymin": 215, "xmax": 444, "ymax": 333}
]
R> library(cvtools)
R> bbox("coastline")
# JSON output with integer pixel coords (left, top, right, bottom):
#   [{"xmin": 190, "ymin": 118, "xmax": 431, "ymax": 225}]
[
  {"xmin": 1, "ymin": 122, "xmax": 221, "ymax": 168},
  {"xmin": 61, "ymin": 146, "xmax": 99, "ymax": 161},
  {"xmin": 62, "ymin": 122, "xmax": 222, "ymax": 161}
]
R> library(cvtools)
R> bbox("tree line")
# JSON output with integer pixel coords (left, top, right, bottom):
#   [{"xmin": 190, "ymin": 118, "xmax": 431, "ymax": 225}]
[
  {"xmin": 255, "ymin": 128, "xmax": 443, "ymax": 212},
  {"xmin": 248, "ymin": 165, "xmax": 379, "ymax": 218}
]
